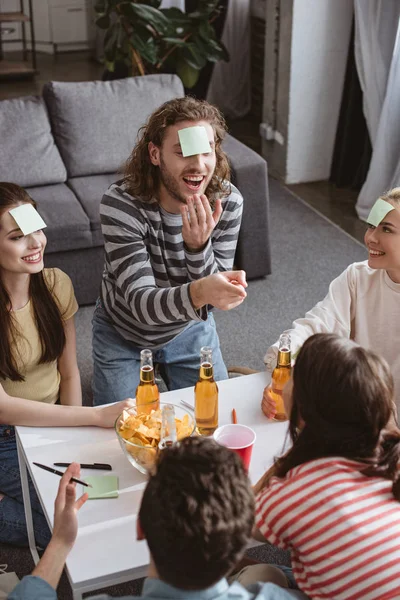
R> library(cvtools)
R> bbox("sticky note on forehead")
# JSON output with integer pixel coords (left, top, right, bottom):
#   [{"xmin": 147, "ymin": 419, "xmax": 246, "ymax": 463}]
[
  {"xmin": 367, "ymin": 198, "xmax": 395, "ymax": 227},
  {"xmin": 178, "ymin": 126, "xmax": 212, "ymax": 157},
  {"xmin": 9, "ymin": 204, "xmax": 47, "ymax": 235}
]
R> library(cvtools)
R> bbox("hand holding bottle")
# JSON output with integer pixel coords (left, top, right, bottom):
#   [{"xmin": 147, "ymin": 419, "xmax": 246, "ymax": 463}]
[{"xmin": 261, "ymin": 385, "xmax": 277, "ymax": 419}]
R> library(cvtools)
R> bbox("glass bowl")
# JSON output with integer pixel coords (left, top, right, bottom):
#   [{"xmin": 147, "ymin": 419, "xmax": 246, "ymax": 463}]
[{"xmin": 115, "ymin": 402, "xmax": 196, "ymax": 475}]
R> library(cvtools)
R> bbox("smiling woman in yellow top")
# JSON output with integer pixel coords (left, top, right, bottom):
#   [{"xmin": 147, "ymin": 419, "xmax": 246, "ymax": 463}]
[
  {"xmin": 0, "ymin": 185, "xmax": 81, "ymax": 406},
  {"xmin": 2, "ymin": 267, "xmax": 78, "ymax": 404},
  {"xmin": 0, "ymin": 182, "xmax": 134, "ymax": 549}
]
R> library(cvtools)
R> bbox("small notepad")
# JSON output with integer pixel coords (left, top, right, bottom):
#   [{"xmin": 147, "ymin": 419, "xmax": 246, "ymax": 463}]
[{"xmin": 85, "ymin": 475, "xmax": 119, "ymax": 500}]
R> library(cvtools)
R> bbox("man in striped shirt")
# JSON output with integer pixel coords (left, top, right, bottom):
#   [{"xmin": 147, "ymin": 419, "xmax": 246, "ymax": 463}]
[{"xmin": 92, "ymin": 97, "xmax": 247, "ymax": 405}]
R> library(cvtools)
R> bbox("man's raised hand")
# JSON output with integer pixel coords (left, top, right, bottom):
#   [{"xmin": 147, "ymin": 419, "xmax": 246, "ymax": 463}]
[{"xmin": 181, "ymin": 195, "xmax": 223, "ymax": 252}]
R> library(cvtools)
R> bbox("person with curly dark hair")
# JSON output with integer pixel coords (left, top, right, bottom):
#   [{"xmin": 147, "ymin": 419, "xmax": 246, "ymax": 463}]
[
  {"xmin": 9, "ymin": 437, "xmax": 305, "ymax": 600},
  {"xmin": 92, "ymin": 96, "xmax": 247, "ymax": 404}
]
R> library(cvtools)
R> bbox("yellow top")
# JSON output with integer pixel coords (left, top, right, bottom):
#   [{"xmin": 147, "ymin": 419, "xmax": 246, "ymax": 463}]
[{"xmin": 1, "ymin": 268, "xmax": 78, "ymax": 404}]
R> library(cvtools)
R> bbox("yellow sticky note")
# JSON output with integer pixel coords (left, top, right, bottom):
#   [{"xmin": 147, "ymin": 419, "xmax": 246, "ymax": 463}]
[
  {"xmin": 85, "ymin": 475, "xmax": 119, "ymax": 500},
  {"xmin": 9, "ymin": 204, "xmax": 47, "ymax": 235},
  {"xmin": 178, "ymin": 126, "xmax": 212, "ymax": 157},
  {"xmin": 367, "ymin": 198, "xmax": 394, "ymax": 227}
]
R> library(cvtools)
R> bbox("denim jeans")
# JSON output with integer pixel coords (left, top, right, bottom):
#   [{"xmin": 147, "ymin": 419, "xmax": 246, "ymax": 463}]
[
  {"xmin": 92, "ymin": 301, "xmax": 228, "ymax": 406},
  {"xmin": 0, "ymin": 425, "xmax": 51, "ymax": 548}
]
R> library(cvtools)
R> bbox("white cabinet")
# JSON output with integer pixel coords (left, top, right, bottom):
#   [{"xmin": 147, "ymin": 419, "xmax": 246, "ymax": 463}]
[
  {"xmin": 32, "ymin": 0, "xmax": 94, "ymax": 53},
  {"xmin": 50, "ymin": 1, "xmax": 92, "ymax": 45}
]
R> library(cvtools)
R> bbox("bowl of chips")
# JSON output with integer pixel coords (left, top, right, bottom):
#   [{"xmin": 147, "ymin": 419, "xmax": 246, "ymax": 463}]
[{"xmin": 115, "ymin": 402, "xmax": 195, "ymax": 475}]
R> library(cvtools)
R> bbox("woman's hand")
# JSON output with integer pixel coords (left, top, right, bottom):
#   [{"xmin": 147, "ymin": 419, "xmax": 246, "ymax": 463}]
[
  {"xmin": 94, "ymin": 398, "xmax": 136, "ymax": 428},
  {"xmin": 261, "ymin": 385, "xmax": 277, "ymax": 419}
]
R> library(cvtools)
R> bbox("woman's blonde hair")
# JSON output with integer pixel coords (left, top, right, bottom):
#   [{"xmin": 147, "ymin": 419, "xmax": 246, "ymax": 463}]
[
  {"xmin": 381, "ymin": 187, "xmax": 400, "ymax": 206},
  {"xmin": 123, "ymin": 97, "xmax": 231, "ymax": 203}
]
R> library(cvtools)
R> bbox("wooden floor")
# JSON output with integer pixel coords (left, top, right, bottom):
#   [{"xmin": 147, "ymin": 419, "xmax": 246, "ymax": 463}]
[{"xmin": 0, "ymin": 50, "xmax": 366, "ymax": 246}]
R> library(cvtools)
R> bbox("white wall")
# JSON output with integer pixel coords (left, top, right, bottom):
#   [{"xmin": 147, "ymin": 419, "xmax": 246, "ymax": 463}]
[{"xmin": 286, "ymin": 0, "xmax": 353, "ymax": 184}]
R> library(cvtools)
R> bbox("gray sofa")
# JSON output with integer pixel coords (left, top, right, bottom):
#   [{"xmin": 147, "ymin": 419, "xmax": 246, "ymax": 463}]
[{"xmin": 0, "ymin": 74, "xmax": 271, "ymax": 305}]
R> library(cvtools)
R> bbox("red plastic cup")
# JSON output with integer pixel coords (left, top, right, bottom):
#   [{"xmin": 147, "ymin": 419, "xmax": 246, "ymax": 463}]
[{"xmin": 213, "ymin": 424, "xmax": 256, "ymax": 470}]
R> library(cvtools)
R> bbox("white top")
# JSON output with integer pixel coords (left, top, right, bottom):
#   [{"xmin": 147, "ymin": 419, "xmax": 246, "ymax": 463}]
[
  {"xmin": 16, "ymin": 372, "xmax": 285, "ymax": 595},
  {"xmin": 264, "ymin": 261, "xmax": 400, "ymax": 409}
]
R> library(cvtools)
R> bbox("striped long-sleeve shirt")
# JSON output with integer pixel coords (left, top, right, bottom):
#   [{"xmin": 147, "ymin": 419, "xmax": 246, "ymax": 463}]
[
  {"xmin": 99, "ymin": 181, "xmax": 243, "ymax": 347},
  {"xmin": 256, "ymin": 457, "xmax": 400, "ymax": 600}
]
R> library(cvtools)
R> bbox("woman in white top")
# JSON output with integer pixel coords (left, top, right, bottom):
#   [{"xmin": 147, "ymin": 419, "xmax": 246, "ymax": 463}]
[{"xmin": 262, "ymin": 187, "xmax": 400, "ymax": 417}]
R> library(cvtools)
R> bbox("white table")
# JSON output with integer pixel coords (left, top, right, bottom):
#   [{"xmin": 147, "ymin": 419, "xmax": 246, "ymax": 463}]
[{"xmin": 16, "ymin": 372, "xmax": 288, "ymax": 600}]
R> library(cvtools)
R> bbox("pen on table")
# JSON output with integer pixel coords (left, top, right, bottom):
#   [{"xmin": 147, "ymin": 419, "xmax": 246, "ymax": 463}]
[
  {"xmin": 33, "ymin": 462, "xmax": 92, "ymax": 488},
  {"xmin": 54, "ymin": 462, "xmax": 112, "ymax": 471},
  {"xmin": 232, "ymin": 408, "xmax": 238, "ymax": 424}
]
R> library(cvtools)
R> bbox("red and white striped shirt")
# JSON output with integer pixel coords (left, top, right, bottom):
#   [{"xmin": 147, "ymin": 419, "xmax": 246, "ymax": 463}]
[{"xmin": 255, "ymin": 457, "xmax": 400, "ymax": 600}]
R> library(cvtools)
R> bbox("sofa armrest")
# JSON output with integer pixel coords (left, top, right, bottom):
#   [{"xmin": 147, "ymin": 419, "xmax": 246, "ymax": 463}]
[{"xmin": 222, "ymin": 134, "xmax": 271, "ymax": 279}]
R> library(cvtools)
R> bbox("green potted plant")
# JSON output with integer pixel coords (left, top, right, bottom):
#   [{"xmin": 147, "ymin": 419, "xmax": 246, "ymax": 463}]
[{"xmin": 94, "ymin": 0, "xmax": 229, "ymax": 89}]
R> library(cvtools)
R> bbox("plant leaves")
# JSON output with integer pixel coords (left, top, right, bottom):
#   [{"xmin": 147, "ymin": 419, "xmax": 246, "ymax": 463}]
[
  {"xmin": 182, "ymin": 44, "xmax": 207, "ymax": 70},
  {"xmin": 163, "ymin": 37, "xmax": 187, "ymax": 46},
  {"xmin": 94, "ymin": 0, "xmax": 108, "ymax": 13},
  {"xmin": 96, "ymin": 13, "xmax": 111, "ymax": 29},
  {"xmin": 119, "ymin": 3, "xmax": 174, "ymax": 36},
  {"xmin": 160, "ymin": 7, "xmax": 188, "ymax": 25},
  {"xmin": 143, "ymin": 0, "xmax": 162, "ymax": 7},
  {"xmin": 176, "ymin": 58, "xmax": 200, "ymax": 88},
  {"xmin": 130, "ymin": 32, "xmax": 158, "ymax": 65},
  {"xmin": 105, "ymin": 59, "xmax": 115, "ymax": 73},
  {"xmin": 104, "ymin": 22, "xmax": 119, "ymax": 60},
  {"xmin": 191, "ymin": 34, "xmax": 223, "ymax": 63},
  {"xmin": 217, "ymin": 40, "xmax": 229, "ymax": 62},
  {"xmin": 198, "ymin": 20, "xmax": 216, "ymax": 42}
]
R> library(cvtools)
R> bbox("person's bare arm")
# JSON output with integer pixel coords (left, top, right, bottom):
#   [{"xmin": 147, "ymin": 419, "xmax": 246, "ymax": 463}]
[
  {"xmin": 58, "ymin": 316, "xmax": 82, "ymax": 407},
  {"xmin": 0, "ymin": 384, "xmax": 134, "ymax": 428},
  {"xmin": 32, "ymin": 464, "xmax": 87, "ymax": 589}
]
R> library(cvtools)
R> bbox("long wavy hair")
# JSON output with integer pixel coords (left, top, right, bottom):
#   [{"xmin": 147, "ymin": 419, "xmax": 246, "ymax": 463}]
[
  {"xmin": 0, "ymin": 183, "xmax": 65, "ymax": 381},
  {"xmin": 123, "ymin": 96, "xmax": 231, "ymax": 203},
  {"xmin": 258, "ymin": 333, "xmax": 400, "ymax": 500}
]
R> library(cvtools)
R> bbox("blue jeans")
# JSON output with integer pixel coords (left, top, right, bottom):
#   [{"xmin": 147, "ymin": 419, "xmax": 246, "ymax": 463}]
[
  {"xmin": 274, "ymin": 566, "xmax": 299, "ymax": 590},
  {"xmin": 92, "ymin": 301, "xmax": 228, "ymax": 405},
  {"xmin": 0, "ymin": 425, "xmax": 51, "ymax": 547}
]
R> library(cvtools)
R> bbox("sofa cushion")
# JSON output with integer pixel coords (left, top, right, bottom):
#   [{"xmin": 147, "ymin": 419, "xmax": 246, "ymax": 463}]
[
  {"xmin": 43, "ymin": 74, "xmax": 185, "ymax": 178},
  {"xmin": 0, "ymin": 96, "xmax": 67, "ymax": 187},
  {"xmin": 27, "ymin": 184, "xmax": 92, "ymax": 253},
  {"xmin": 68, "ymin": 173, "xmax": 118, "ymax": 246}
]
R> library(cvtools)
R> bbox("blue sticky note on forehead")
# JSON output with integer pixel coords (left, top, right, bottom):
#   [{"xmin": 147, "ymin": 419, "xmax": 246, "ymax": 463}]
[
  {"xmin": 367, "ymin": 198, "xmax": 395, "ymax": 227},
  {"xmin": 178, "ymin": 126, "xmax": 212, "ymax": 157},
  {"xmin": 9, "ymin": 204, "xmax": 47, "ymax": 235}
]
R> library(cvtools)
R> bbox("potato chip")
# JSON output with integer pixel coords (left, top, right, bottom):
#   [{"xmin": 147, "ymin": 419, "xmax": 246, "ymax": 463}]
[{"xmin": 117, "ymin": 405, "xmax": 195, "ymax": 473}]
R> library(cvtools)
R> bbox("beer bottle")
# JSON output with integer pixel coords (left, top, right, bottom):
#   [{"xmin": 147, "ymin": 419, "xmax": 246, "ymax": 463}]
[
  {"xmin": 270, "ymin": 334, "xmax": 291, "ymax": 421},
  {"xmin": 135, "ymin": 349, "xmax": 160, "ymax": 414},
  {"xmin": 195, "ymin": 346, "xmax": 218, "ymax": 436}
]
